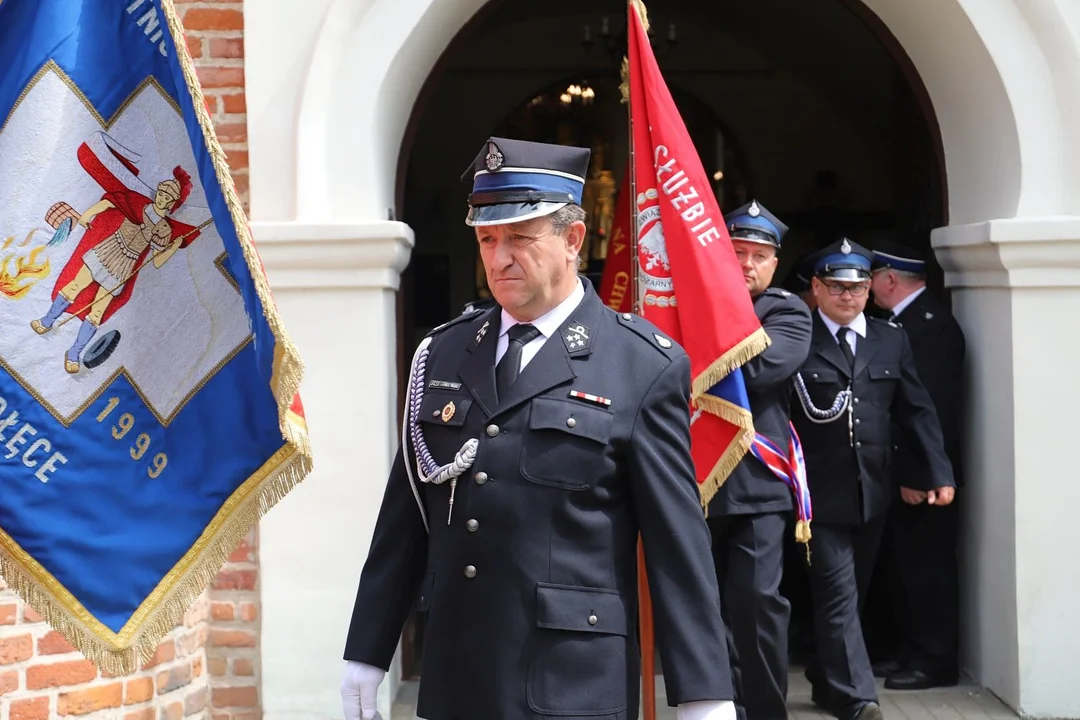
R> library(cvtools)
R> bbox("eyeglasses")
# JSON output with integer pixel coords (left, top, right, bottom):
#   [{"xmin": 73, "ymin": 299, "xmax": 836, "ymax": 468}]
[{"xmin": 823, "ymin": 282, "xmax": 869, "ymax": 297}]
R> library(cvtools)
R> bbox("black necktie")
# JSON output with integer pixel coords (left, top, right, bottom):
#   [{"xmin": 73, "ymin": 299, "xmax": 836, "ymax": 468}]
[
  {"xmin": 836, "ymin": 326, "xmax": 856, "ymax": 369},
  {"xmin": 496, "ymin": 324, "xmax": 541, "ymax": 399}
]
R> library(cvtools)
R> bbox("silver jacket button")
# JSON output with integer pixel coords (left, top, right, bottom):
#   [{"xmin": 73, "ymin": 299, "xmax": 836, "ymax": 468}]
[
  {"xmin": 474, "ymin": 472, "xmax": 488, "ymax": 485},
  {"xmin": 588, "ymin": 614, "xmax": 598, "ymax": 626},
  {"xmin": 566, "ymin": 417, "xmax": 577, "ymax": 428},
  {"xmin": 486, "ymin": 424, "xmax": 499, "ymax": 437},
  {"xmin": 466, "ymin": 519, "xmax": 479, "ymax": 532},
  {"xmin": 464, "ymin": 565, "xmax": 477, "ymax": 579}
]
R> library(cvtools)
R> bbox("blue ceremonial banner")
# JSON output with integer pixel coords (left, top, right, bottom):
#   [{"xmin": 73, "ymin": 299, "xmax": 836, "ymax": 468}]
[{"xmin": 0, "ymin": 0, "xmax": 312, "ymax": 671}]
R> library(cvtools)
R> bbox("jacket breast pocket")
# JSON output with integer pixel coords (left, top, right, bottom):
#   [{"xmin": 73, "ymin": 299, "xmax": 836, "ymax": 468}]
[
  {"xmin": 527, "ymin": 583, "xmax": 629, "ymax": 716},
  {"xmin": 800, "ymin": 366, "xmax": 844, "ymax": 408},
  {"xmin": 520, "ymin": 397, "xmax": 613, "ymax": 490},
  {"xmin": 867, "ymin": 364, "xmax": 900, "ymax": 406},
  {"xmin": 416, "ymin": 392, "xmax": 473, "ymax": 463}
]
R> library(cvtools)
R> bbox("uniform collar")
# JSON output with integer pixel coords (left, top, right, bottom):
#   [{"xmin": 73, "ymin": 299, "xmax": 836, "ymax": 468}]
[
  {"xmin": 890, "ymin": 285, "xmax": 927, "ymax": 319},
  {"xmin": 817, "ymin": 308, "xmax": 867, "ymax": 339},
  {"xmin": 500, "ymin": 278, "xmax": 585, "ymax": 340}
]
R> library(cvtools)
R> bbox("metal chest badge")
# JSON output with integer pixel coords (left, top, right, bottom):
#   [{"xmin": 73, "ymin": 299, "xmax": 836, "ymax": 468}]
[{"xmin": 441, "ymin": 401, "xmax": 456, "ymax": 423}]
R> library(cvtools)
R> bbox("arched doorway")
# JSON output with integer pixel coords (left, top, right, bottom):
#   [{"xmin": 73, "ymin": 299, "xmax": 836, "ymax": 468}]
[{"xmin": 393, "ymin": 0, "xmax": 946, "ymax": 680}]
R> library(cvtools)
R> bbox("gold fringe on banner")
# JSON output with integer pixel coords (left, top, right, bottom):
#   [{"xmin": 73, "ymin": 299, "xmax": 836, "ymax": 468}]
[
  {"xmin": 0, "ymin": 445, "xmax": 307, "ymax": 675},
  {"xmin": 691, "ymin": 326, "xmax": 771, "ymax": 401},
  {"xmin": 695, "ymin": 422, "xmax": 751, "ymax": 511},
  {"xmin": 0, "ymin": 0, "xmax": 314, "ymax": 675}
]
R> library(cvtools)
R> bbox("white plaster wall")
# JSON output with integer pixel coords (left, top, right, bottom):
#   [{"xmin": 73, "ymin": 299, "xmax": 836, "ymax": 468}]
[
  {"xmin": 1013, "ymin": 283, "xmax": 1080, "ymax": 718},
  {"xmin": 244, "ymin": 0, "xmax": 350, "ymax": 221},
  {"xmin": 935, "ymin": 223, "xmax": 1021, "ymax": 708},
  {"xmin": 252, "ymin": 224, "xmax": 412, "ymax": 720},
  {"xmin": 937, "ymin": 219, "xmax": 1080, "ymax": 717}
]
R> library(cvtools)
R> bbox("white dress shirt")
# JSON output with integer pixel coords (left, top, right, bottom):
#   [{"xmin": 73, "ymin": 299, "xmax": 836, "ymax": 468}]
[
  {"xmin": 495, "ymin": 278, "xmax": 585, "ymax": 369},
  {"xmin": 817, "ymin": 308, "xmax": 866, "ymax": 356},
  {"xmin": 888, "ymin": 285, "xmax": 926, "ymax": 320}
]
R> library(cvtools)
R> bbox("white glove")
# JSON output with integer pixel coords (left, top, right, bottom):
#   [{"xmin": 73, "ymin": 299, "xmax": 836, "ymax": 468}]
[
  {"xmin": 341, "ymin": 661, "xmax": 385, "ymax": 720},
  {"xmin": 677, "ymin": 700, "xmax": 738, "ymax": 720}
]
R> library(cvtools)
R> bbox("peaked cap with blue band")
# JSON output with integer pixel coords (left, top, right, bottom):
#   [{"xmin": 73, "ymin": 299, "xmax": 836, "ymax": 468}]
[
  {"xmin": 809, "ymin": 237, "xmax": 873, "ymax": 282},
  {"xmin": 870, "ymin": 238, "xmax": 929, "ymax": 275},
  {"xmin": 726, "ymin": 199, "xmax": 789, "ymax": 249},
  {"xmin": 462, "ymin": 137, "xmax": 591, "ymax": 227}
]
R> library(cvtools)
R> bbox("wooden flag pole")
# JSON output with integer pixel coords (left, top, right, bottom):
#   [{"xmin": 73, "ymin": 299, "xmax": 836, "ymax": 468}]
[{"xmin": 623, "ymin": 2, "xmax": 656, "ymax": 718}]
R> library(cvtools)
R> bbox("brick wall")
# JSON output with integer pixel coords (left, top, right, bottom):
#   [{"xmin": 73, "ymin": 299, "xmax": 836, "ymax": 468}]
[
  {"xmin": 0, "ymin": 582, "xmax": 209, "ymax": 719},
  {"xmin": 0, "ymin": 2, "xmax": 259, "ymax": 718},
  {"xmin": 207, "ymin": 530, "xmax": 260, "ymax": 720},
  {"xmin": 179, "ymin": 1, "xmax": 259, "ymax": 717}
]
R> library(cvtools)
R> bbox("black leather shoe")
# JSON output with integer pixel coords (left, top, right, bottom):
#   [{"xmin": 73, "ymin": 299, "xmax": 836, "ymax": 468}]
[
  {"xmin": 885, "ymin": 668, "xmax": 960, "ymax": 690},
  {"xmin": 848, "ymin": 701, "xmax": 884, "ymax": 720},
  {"xmin": 872, "ymin": 659, "xmax": 902, "ymax": 678}
]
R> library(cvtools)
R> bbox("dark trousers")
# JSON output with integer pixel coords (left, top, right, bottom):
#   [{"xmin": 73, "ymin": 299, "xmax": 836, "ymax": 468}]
[
  {"xmin": 805, "ymin": 515, "xmax": 887, "ymax": 716},
  {"xmin": 709, "ymin": 513, "xmax": 791, "ymax": 720},
  {"xmin": 886, "ymin": 499, "xmax": 960, "ymax": 674}
]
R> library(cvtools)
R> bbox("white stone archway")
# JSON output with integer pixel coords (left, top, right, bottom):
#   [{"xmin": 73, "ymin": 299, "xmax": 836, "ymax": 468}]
[{"xmin": 244, "ymin": 0, "xmax": 1080, "ymax": 717}]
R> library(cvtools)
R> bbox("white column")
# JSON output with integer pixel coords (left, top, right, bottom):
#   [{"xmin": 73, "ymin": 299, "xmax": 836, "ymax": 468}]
[
  {"xmin": 934, "ymin": 217, "xmax": 1080, "ymax": 718},
  {"xmin": 254, "ymin": 221, "xmax": 413, "ymax": 720}
]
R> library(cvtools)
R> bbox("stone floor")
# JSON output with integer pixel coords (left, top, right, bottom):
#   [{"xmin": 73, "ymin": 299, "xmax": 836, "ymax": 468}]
[{"xmin": 391, "ymin": 670, "xmax": 1018, "ymax": 719}]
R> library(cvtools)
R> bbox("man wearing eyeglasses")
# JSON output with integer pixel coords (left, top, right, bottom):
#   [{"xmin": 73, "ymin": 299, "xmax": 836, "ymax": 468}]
[{"xmin": 790, "ymin": 238, "xmax": 955, "ymax": 720}]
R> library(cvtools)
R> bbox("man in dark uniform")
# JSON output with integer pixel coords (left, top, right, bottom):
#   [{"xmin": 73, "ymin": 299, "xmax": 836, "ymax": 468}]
[
  {"xmin": 791, "ymin": 238, "xmax": 956, "ymax": 720},
  {"xmin": 781, "ymin": 253, "xmax": 817, "ymax": 311},
  {"xmin": 870, "ymin": 239, "xmax": 966, "ymax": 690},
  {"xmin": 707, "ymin": 200, "xmax": 812, "ymax": 720},
  {"xmin": 340, "ymin": 137, "xmax": 737, "ymax": 720}
]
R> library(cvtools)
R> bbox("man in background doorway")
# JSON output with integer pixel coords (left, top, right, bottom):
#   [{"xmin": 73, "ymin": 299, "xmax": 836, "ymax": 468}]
[
  {"xmin": 870, "ymin": 239, "xmax": 965, "ymax": 690},
  {"xmin": 792, "ymin": 238, "xmax": 955, "ymax": 720}
]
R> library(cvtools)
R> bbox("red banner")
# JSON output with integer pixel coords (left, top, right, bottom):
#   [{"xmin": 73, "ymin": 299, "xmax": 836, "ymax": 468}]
[
  {"xmin": 626, "ymin": 0, "xmax": 769, "ymax": 502},
  {"xmin": 597, "ymin": 165, "xmax": 633, "ymax": 313}
]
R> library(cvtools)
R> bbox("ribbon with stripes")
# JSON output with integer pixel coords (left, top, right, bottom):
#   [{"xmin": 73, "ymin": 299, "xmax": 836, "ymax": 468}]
[{"xmin": 750, "ymin": 422, "xmax": 812, "ymax": 545}]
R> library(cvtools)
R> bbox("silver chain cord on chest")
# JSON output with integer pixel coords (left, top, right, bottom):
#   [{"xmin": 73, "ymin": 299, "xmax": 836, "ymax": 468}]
[
  {"xmin": 408, "ymin": 344, "xmax": 479, "ymax": 524},
  {"xmin": 793, "ymin": 372, "xmax": 855, "ymax": 447}
]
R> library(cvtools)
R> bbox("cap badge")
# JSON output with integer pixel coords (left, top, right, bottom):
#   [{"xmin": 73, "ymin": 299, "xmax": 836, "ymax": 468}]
[
  {"xmin": 841, "ymin": 239, "xmax": 852, "ymax": 254},
  {"xmin": 485, "ymin": 141, "xmax": 504, "ymax": 171},
  {"xmin": 748, "ymin": 201, "xmax": 760, "ymax": 218}
]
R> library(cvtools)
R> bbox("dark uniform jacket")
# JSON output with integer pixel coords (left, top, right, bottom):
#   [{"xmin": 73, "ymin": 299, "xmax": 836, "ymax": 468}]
[
  {"xmin": 344, "ymin": 281, "xmax": 732, "ymax": 720},
  {"xmin": 889, "ymin": 290, "xmax": 966, "ymax": 488},
  {"xmin": 791, "ymin": 311, "xmax": 955, "ymax": 525},
  {"xmin": 709, "ymin": 288, "xmax": 812, "ymax": 516}
]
